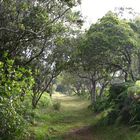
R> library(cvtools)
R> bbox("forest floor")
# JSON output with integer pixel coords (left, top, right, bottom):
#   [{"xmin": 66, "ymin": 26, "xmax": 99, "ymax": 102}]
[{"xmin": 30, "ymin": 93, "xmax": 140, "ymax": 140}]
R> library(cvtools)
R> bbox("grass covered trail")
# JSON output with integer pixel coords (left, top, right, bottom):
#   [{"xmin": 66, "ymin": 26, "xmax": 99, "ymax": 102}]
[
  {"xmin": 30, "ymin": 94, "xmax": 140, "ymax": 140},
  {"xmin": 30, "ymin": 94, "xmax": 94, "ymax": 139}
]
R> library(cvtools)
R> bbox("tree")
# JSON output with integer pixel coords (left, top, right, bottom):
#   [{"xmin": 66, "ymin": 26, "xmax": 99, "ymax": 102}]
[
  {"xmin": 75, "ymin": 12, "xmax": 137, "ymax": 105},
  {"xmin": 129, "ymin": 17, "xmax": 140, "ymax": 79},
  {"xmin": 57, "ymin": 72, "xmax": 89, "ymax": 95},
  {"xmin": 0, "ymin": 0, "xmax": 83, "ymax": 108}
]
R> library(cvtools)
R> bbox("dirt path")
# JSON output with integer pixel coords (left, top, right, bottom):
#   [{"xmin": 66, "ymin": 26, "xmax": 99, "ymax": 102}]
[
  {"xmin": 64, "ymin": 126, "xmax": 95, "ymax": 140},
  {"xmin": 52, "ymin": 94, "xmax": 96, "ymax": 140},
  {"xmin": 31, "ymin": 94, "xmax": 140, "ymax": 140},
  {"xmin": 48, "ymin": 94, "xmax": 140, "ymax": 140}
]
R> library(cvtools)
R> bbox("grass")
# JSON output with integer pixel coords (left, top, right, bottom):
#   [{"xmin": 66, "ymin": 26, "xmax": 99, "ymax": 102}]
[
  {"xmin": 29, "ymin": 93, "xmax": 93, "ymax": 140},
  {"xmin": 91, "ymin": 125, "xmax": 140, "ymax": 140},
  {"xmin": 28, "ymin": 93, "xmax": 140, "ymax": 140},
  {"xmin": 31, "ymin": 94, "xmax": 93, "ymax": 140}
]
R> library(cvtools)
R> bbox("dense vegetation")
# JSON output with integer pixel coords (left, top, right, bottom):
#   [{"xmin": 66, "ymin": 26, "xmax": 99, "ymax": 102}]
[{"xmin": 1, "ymin": 0, "xmax": 140, "ymax": 139}]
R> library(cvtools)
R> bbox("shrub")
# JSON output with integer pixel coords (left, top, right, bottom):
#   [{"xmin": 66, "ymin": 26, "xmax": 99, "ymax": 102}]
[
  {"xmin": 0, "ymin": 102, "xmax": 28, "ymax": 140},
  {"xmin": 90, "ymin": 97, "xmax": 109, "ymax": 113},
  {"xmin": 102, "ymin": 82, "xmax": 140, "ymax": 125},
  {"xmin": 0, "ymin": 58, "xmax": 34, "ymax": 139},
  {"xmin": 53, "ymin": 101, "xmax": 61, "ymax": 111},
  {"xmin": 38, "ymin": 93, "xmax": 52, "ymax": 108},
  {"xmin": 108, "ymin": 82, "xmax": 132, "ymax": 102}
]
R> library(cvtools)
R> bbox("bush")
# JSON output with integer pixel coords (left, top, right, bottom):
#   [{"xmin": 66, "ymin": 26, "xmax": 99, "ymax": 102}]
[
  {"xmin": 53, "ymin": 101, "xmax": 61, "ymax": 111},
  {"xmin": 102, "ymin": 82, "xmax": 140, "ymax": 125},
  {"xmin": 89, "ymin": 97, "xmax": 109, "ymax": 113},
  {"xmin": 0, "ymin": 58, "xmax": 34, "ymax": 139},
  {"xmin": 108, "ymin": 82, "xmax": 132, "ymax": 102},
  {"xmin": 0, "ymin": 103, "xmax": 28, "ymax": 140},
  {"xmin": 38, "ymin": 94, "xmax": 52, "ymax": 108}
]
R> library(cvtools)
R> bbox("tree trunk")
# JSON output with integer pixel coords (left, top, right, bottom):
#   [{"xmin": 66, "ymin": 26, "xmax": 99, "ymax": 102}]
[
  {"xmin": 32, "ymin": 95, "xmax": 37, "ymax": 109},
  {"xmin": 90, "ymin": 79, "xmax": 96, "ymax": 105},
  {"xmin": 99, "ymin": 86, "xmax": 105, "ymax": 98},
  {"xmin": 130, "ymin": 69, "xmax": 135, "ymax": 81},
  {"xmin": 99, "ymin": 82, "xmax": 109, "ymax": 98},
  {"xmin": 124, "ymin": 71, "xmax": 128, "ymax": 82}
]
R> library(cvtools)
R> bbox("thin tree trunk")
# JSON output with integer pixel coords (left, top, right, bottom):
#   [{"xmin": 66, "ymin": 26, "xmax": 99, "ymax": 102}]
[
  {"xmin": 32, "ymin": 94, "xmax": 37, "ymax": 109},
  {"xmin": 130, "ymin": 69, "xmax": 135, "ymax": 81},
  {"xmin": 124, "ymin": 71, "xmax": 128, "ymax": 82},
  {"xmin": 99, "ymin": 86, "xmax": 104, "ymax": 98},
  {"xmin": 99, "ymin": 82, "xmax": 109, "ymax": 98},
  {"xmin": 90, "ymin": 79, "xmax": 96, "ymax": 105}
]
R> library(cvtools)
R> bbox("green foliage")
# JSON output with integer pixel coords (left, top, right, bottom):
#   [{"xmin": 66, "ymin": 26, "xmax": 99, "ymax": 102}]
[
  {"xmin": 108, "ymin": 82, "xmax": 132, "ymax": 102},
  {"xmin": 90, "ymin": 125, "xmax": 140, "ymax": 140},
  {"xmin": 0, "ymin": 103, "xmax": 27, "ymax": 140},
  {"xmin": 21, "ymin": 93, "xmax": 52, "ymax": 125},
  {"xmin": 79, "ymin": 12, "xmax": 137, "ymax": 72},
  {"xmin": 0, "ymin": 58, "xmax": 34, "ymax": 139},
  {"xmin": 38, "ymin": 93, "xmax": 52, "ymax": 108},
  {"xmin": 101, "ymin": 82, "xmax": 140, "ymax": 125},
  {"xmin": 90, "ymin": 97, "xmax": 109, "ymax": 113},
  {"xmin": 73, "ymin": 11, "xmax": 138, "ymax": 106},
  {"xmin": 0, "ymin": 0, "xmax": 82, "ymax": 109},
  {"xmin": 2, "ymin": 0, "xmax": 140, "ymax": 139},
  {"xmin": 53, "ymin": 101, "xmax": 61, "ymax": 111},
  {"xmin": 105, "ymin": 83, "xmax": 131, "ymax": 124}
]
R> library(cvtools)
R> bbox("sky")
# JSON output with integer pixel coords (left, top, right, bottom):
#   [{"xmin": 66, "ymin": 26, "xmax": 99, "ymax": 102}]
[{"xmin": 79, "ymin": 0, "xmax": 140, "ymax": 28}]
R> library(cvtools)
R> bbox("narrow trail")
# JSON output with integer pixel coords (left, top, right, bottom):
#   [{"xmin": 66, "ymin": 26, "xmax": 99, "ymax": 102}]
[
  {"xmin": 32, "ymin": 93, "xmax": 97, "ymax": 140},
  {"xmin": 52, "ymin": 94, "xmax": 95, "ymax": 140},
  {"xmin": 64, "ymin": 126, "xmax": 94, "ymax": 140},
  {"xmin": 57, "ymin": 94, "xmax": 140, "ymax": 140},
  {"xmin": 32, "ymin": 94, "xmax": 139, "ymax": 140}
]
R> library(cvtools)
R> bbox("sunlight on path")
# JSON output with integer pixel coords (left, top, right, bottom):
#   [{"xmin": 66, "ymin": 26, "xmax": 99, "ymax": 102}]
[
  {"xmin": 49, "ymin": 93, "xmax": 95, "ymax": 140},
  {"xmin": 53, "ymin": 93, "xmax": 90, "ymax": 111}
]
